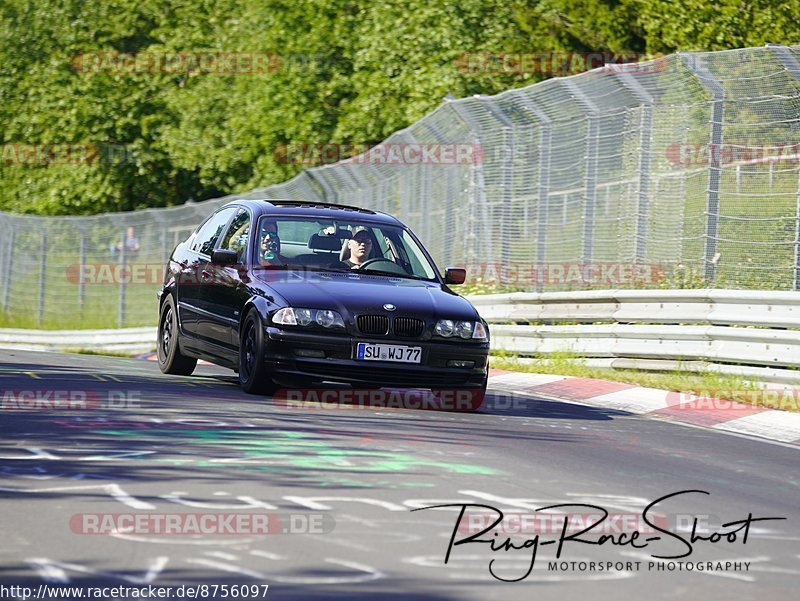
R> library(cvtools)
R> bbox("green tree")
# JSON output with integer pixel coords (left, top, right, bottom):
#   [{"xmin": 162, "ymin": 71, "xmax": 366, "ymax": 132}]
[{"xmin": 0, "ymin": 0, "xmax": 797, "ymax": 216}]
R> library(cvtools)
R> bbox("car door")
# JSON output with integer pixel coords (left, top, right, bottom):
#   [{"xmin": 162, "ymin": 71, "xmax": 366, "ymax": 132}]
[
  {"xmin": 196, "ymin": 207, "xmax": 252, "ymax": 351},
  {"xmin": 179, "ymin": 206, "xmax": 238, "ymax": 339}
]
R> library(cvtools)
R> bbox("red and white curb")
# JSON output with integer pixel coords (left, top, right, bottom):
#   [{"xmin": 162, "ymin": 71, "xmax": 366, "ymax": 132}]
[
  {"xmin": 488, "ymin": 369, "xmax": 800, "ymax": 446},
  {"xmin": 134, "ymin": 352, "xmax": 800, "ymax": 445},
  {"xmin": 136, "ymin": 351, "xmax": 213, "ymax": 366}
]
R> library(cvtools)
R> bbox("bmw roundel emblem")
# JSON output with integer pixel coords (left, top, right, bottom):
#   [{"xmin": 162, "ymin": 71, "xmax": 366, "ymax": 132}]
[{"xmin": 383, "ymin": 303, "xmax": 396, "ymax": 311}]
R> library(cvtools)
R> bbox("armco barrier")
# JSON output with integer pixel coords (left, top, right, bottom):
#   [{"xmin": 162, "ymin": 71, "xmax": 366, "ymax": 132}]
[
  {"xmin": 0, "ymin": 327, "xmax": 156, "ymax": 354},
  {"xmin": 3, "ymin": 289, "xmax": 800, "ymax": 385},
  {"xmin": 468, "ymin": 289, "xmax": 800, "ymax": 385}
]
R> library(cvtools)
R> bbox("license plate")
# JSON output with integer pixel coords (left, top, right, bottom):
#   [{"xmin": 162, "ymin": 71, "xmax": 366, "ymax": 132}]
[{"xmin": 356, "ymin": 343, "xmax": 422, "ymax": 363}]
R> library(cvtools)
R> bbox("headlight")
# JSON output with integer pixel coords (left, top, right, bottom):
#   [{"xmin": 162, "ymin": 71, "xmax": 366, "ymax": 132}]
[
  {"xmin": 434, "ymin": 319, "xmax": 455, "ymax": 337},
  {"xmin": 455, "ymin": 321, "xmax": 474, "ymax": 339},
  {"xmin": 316, "ymin": 309, "xmax": 343, "ymax": 328},
  {"xmin": 272, "ymin": 307, "xmax": 345, "ymax": 329},
  {"xmin": 295, "ymin": 308, "xmax": 313, "ymax": 326},
  {"xmin": 435, "ymin": 319, "xmax": 487, "ymax": 340}
]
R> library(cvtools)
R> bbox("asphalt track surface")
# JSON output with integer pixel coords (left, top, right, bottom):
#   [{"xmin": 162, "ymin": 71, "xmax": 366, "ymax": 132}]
[{"xmin": 1, "ymin": 349, "xmax": 799, "ymax": 600}]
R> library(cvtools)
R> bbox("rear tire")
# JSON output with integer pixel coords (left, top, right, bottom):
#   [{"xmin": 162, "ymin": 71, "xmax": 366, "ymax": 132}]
[
  {"xmin": 239, "ymin": 310, "xmax": 279, "ymax": 395},
  {"xmin": 157, "ymin": 295, "xmax": 197, "ymax": 376}
]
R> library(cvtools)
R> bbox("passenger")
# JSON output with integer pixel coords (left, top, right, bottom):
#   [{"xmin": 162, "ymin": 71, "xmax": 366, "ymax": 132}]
[{"xmin": 258, "ymin": 221, "xmax": 288, "ymax": 266}]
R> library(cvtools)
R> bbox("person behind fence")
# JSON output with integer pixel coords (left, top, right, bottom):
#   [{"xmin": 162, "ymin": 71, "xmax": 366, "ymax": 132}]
[{"xmin": 110, "ymin": 226, "xmax": 140, "ymax": 261}]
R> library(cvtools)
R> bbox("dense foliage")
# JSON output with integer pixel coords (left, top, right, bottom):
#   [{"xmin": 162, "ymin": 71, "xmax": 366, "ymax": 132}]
[{"xmin": 1, "ymin": 0, "xmax": 797, "ymax": 215}]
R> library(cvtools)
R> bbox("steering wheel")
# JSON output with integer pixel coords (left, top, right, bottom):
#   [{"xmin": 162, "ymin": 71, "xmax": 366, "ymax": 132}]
[{"xmin": 357, "ymin": 257, "xmax": 408, "ymax": 274}]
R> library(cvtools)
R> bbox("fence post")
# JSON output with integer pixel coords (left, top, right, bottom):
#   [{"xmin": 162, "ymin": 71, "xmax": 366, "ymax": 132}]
[
  {"xmin": 306, "ymin": 168, "xmax": 337, "ymax": 204},
  {"xmin": 78, "ymin": 229, "xmax": 86, "ymax": 312},
  {"xmin": 446, "ymin": 99, "xmax": 488, "ymax": 270},
  {"xmin": 681, "ymin": 52, "xmax": 725, "ymax": 286},
  {"xmin": 766, "ymin": 44, "xmax": 800, "ymax": 290},
  {"xmin": 444, "ymin": 165, "xmax": 455, "ymax": 265},
  {"xmin": 420, "ymin": 162, "xmax": 432, "ymax": 245},
  {"xmin": 341, "ymin": 162, "xmax": 369, "ymax": 192},
  {"xmin": 560, "ymin": 80, "xmax": 599, "ymax": 277},
  {"xmin": 614, "ymin": 72, "xmax": 654, "ymax": 263},
  {"xmin": 1, "ymin": 221, "xmax": 13, "ymax": 312},
  {"xmin": 371, "ymin": 165, "xmax": 388, "ymax": 213},
  {"xmin": 118, "ymin": 226, "xmax": 126, "ymax": 328},
  {"xmin": 38, "ymin": 228, "xmax": 47, "ymax": 326},
  {"xmin": 481, "ymin": 99, "xmax": 515, "ymax": 270},
  {"xmin": 513, "ymin": 93, "xmax": 552, "ymax": 291},
  {"xmin": 421, "ymin": 120, "xmax": 456, "ymax": 254},
  {"xmin": 298, "ymin": 169, "xmax": 328, "ymax": 202}
]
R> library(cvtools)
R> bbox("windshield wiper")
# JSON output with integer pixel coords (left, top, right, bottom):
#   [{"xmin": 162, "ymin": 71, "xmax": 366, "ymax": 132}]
[{"xmin": 358, "ymin": 268, "xmax": 433, "ymax": 281}]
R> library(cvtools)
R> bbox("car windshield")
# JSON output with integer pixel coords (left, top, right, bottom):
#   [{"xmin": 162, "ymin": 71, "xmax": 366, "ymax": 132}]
[{"xmin": 253, "ymin": 216, "xmax": 439, "ymax": 281}]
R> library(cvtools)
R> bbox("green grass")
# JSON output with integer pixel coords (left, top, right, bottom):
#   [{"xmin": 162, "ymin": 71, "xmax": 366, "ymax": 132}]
[
  {"xmin": 61, "ymin": 348, "xmax": 147, "ymax": 357},
  {"xmin": 491, "ymin": 350, "xmax": 800, "ymax": 414}
]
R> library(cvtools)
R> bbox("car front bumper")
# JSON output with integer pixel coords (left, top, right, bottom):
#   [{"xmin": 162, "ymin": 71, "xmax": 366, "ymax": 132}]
[{"xmin": 262, "ymin": 327, "xmax": 489, "ymax": 388}]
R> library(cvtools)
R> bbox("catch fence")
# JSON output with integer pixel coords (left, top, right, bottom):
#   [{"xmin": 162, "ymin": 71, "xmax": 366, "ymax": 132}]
[{"xmin": 1, "ymin": 44, "xmax": 799, "ymax": 327}]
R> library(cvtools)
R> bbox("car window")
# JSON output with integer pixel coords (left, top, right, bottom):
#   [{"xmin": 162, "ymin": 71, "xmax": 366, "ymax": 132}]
[
  {"xmin": 191, "ymin": 207, "xmax": 238, "ymax": 256},
  {"xmin": 397, "ymin": 229, "xmax": 437, "ymax": 278},
  {"xmin": 275, "ymin": 220, "xmax": 320, "ymax": 244},
  {"xmin": 253, "ymin": 215, "xmax": 439, "ymax": 280},
  {"xmin": 219, "ymin": 208, "xmax": 250, "ymax": 261}
]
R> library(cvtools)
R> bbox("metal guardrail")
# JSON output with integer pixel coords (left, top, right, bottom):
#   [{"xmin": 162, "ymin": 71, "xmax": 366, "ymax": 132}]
[
  {"xmin": 0, "ymin": 327, "xmax": 156, "ymax": 354},
  {"xmin": 468, "ymin": 289, "xmax": 800, "ymax": 385},
  {"xmin": 3, "ymin": 288, "xmax": 800, "ymax": 384}
]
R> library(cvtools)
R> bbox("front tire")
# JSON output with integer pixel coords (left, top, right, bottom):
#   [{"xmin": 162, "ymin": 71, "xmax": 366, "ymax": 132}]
[
  {"xmin": 157, "ymin": 295, "xmax": 197, "ymax": 376},
  {"xmin": 429, "ymin": 387, "xmax": 486, "ymax": 412},
  {"xmin": 432, "ymin": 374, "xmax": 488, "ymax": 412},
  {"xmin": 239, "ymin": 310, "xmax": 278, "ymax": 395}
]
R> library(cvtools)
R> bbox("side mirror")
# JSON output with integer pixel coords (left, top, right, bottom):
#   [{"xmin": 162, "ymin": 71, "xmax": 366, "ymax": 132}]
[
  {"xmin": 444, "ymin": 267, "xmax": 466, "ymax": 285},
  {"xmin": 211, "ymin": 249, "xmax": 239, "ymax": 266}
]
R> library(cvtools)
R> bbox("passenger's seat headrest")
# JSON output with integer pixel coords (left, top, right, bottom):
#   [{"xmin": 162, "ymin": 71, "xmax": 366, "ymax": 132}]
[{"xmin": 308, "ymin": 233, "xmax": 347, "ymax": 252}]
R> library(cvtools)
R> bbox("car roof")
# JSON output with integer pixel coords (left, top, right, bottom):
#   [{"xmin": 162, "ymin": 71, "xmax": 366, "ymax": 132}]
[{"xmin": 221, "ymin": 199, "xmax": 402, "ymax": 226}]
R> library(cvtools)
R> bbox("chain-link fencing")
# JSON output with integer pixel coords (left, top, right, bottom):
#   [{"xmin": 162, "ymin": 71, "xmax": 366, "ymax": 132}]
[{"xmin": 1, "ymin": 44, "xmax": 799, "ymax": 328}]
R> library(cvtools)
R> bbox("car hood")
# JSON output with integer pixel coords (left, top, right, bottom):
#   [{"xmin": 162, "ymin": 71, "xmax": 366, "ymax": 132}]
[{"xmin": 254, "ymin": 271, "xmax": 480, "ymax": 321}]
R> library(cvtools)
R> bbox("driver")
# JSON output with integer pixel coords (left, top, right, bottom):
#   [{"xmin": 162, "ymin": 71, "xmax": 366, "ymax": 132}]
[{"xmin": 342, "ymin": 229, "xmax": 373, "ymax": 269}]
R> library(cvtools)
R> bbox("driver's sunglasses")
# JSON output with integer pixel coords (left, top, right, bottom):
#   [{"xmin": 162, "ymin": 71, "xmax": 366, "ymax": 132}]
[
  {"xmin": 262, "ymin": 231, "xmax": 278, "ymax": 239},
  {"xmin": 353, "ymin": 237, "xmax": 371, "ymax": 244}
]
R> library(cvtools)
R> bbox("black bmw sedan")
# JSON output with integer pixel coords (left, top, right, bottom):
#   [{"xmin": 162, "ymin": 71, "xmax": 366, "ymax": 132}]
[{"xmin": 156, "ymin": 200, "xmax": 489, "ymax": 410}]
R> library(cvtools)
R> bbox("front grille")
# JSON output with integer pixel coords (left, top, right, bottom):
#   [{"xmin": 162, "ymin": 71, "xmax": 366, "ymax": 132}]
[
  {"xmin": 393, "ymin": 317, "xmax": 425, "ymax": 337},
  {"xmin": 357, "ymin": 314, "xmax": 389, "ymax": 335}
]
